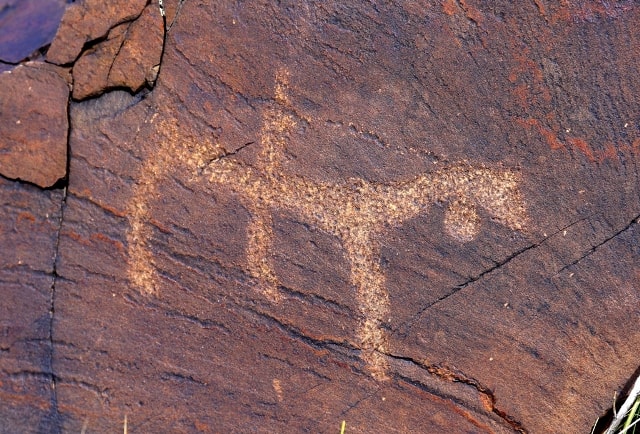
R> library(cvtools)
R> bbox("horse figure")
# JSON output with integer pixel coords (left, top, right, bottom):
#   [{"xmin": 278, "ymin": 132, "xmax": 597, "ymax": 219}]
[{"xmin": 127, "ymin": 70, "xmax": 527, "ymax": 380}]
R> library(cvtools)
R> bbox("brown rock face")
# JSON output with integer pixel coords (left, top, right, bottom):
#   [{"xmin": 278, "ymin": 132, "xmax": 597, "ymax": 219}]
[
  {"xmin": 0, "ymin": 62, "xmax": 69, "ymax": 187},
  {"xmin": 71, "ymin": 3, "xmax": 164, "ymax": 100},
  {"xmin": 46, "ymin": 0, "xmax": 147, "ymax": 65},
  {"xmin": 2, "ymin": 0, "xmax": 640, "ymax": 433},
  {"xmin": 0, "ymin": 178, "xmax": 64, "ymax": 431}
]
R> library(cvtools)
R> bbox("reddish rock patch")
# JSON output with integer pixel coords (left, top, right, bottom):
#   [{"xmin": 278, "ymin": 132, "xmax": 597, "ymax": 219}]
[
  {"xmin": 46, "ymin": 0, "xmax": 147, "ymax": 66},
  {"xmin": 0, "ymin": 62, "xmax": 69, "ymax": 187},
  {"xmin": 70, "ymin": 2, "xmax": 163, "ymax": 100}
]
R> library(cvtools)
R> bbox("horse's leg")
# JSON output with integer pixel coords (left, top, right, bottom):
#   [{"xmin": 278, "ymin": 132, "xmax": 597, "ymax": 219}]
[
  {"xmin": 246, "ymin": 204, "xmax": 281, "ymax": 302},
  {"xmin": 344, "ymin": 231, "xmax": 390, "ymax": 380},
  {"xmin": 127, "ymin": 116, "xmax": 225, "ymax": 295}
]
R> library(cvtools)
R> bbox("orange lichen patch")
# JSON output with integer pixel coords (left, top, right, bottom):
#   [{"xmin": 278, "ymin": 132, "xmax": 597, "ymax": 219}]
[
  {"xmin": 511, "ymin": 47, "xmax": 543, "ymax": 83},
  {"xmin": 507, "ymin": 42, "xmax": 552, "ymax": 115},
  {"xmin": 90, "ymin": 233, "xmax": 125, "ymax": 253},
  {"xmin": 458, "ymin": 0, "xmax": 484, "ymax": 25},
  {"xmin": 479, "ymin": 392, "xmax": 494, "ymax": 412},
  {"xmin": 566, "ymin": 137, "xmax": 595, "ymax": 162},
  {"xmin": 69, "ymin": 190, "xmax": 128, "ymax": 218},
  {"xmin": 442, "ymin": 0, "xmax": 458, "ymax": 16},
  {"xmin": 441, "ymin": 0, "xmax": 485, "ymax": 26},
  {"xmin": 533, "ymin": 0, "xmax": 548, "ymax": 18},
  {"xmin": 194, "ymin": 420, "xmax": 210, "ymax": 432},
  {"xmin": 541, "ymin": 128, "xmax": 565, "ymax": 151},
  {"xmin": 16, "ymin": 211, "xmax": 36, "ymax": 223},
  {"xmin": 96, "ymin": 202, "xmax": 127, "ymax": 218},
  {"xmin": 63, "ymin": 229, "xmax": 126, "ymax": 252},
  {"xmin": 0, "ymin": 390, "xmax": 51, "ymax": 411},
  {"xmin": 517, "ymin": 118, "xmax": 564, "ymax": 150},
  {"xmin": 63, "ymin": 229, "xmax": 92, "ymax": 247},
  {"xmin": 396, "ymin": 380, "xmax": 496, "ymax": 433},
  {"xmin": 519, "ymin": 117, "xmax": 640, "ymax": 164},
  {"xmin": 513, "ymin": 84, "xmax": 530, "ymax": 109},
  {"xmin": 599, "ymin": 142, "xmax": 617, "ymax": 163},
  {"xmin": 126, "ymin": 68, "xmax": 527, "ymax": 380}
]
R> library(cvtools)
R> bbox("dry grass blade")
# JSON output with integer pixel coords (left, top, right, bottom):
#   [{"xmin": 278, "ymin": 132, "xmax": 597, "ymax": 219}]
[{"xmin": 606, "ymin": 376, "xmax": 640, "ymax": 434}]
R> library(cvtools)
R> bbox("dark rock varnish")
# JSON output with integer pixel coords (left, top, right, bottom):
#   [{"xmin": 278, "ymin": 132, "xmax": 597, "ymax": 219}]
[{"xmin": 2, "ymin": 1, "xmax": 640, "ymax": 432}]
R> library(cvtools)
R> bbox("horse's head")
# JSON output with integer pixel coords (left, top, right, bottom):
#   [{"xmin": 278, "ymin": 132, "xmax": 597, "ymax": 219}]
[
  {"xmin": 440, "ymin": 165, "xmax": 527, "ymax": 241},
  {"xmin": 472, "ymin": 167, "xmax": 527, "ymax": 232}
]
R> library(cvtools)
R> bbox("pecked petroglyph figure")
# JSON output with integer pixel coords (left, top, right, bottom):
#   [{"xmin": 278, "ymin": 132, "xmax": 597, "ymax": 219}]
[{"xmin": 126, "ymin": 70, "xmax": 527, "ymax": 380}]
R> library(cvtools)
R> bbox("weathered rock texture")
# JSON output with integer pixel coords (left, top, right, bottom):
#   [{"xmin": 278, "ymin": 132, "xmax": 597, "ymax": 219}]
[
  {"xmin": 0, "ymin": 62, "xmax": 69, "ymax": 187},
  {"xmin": 46, "ymin": 0, "xmax": 162, "ymax": 101},
  {"xmin": 46, "ymin": 0, "xmax": 147, "ymax": 66},
  {"xmin": 70, "ymin": 2, "xmax": 163, "ymax": 99},
  {"xmin": 0, "ymin": 178, "xmax": 64, "ymax": 431},
  {"xmin": 0, "ymin": 0, "xmax": 67, "ymax": 64},
  {"xmin": 1, "ymin": 0, "xmax": 640, "ymax": 433}
]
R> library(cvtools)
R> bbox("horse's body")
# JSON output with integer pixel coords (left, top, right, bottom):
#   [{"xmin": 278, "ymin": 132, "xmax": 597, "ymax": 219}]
[{"xmin": 127, "ymin": 70, "xmax": 527, "ymax": 379}]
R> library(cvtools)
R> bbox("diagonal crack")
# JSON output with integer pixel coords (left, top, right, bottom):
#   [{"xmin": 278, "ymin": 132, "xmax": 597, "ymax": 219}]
[
  {"xmin": 384, "ymin": 351, "xmax": 527, "ymax": 433},
  {"xmin": 556, "ymin": 212, "xmax": 640, "ymax": 275},
  {"xmin": 393, "ymin": 215, "xmax": 593, "ymax": 334},
  {"xmin": 390, "ymin": 241, "xmax": 536, "ymax": 335},
  {"xmin": 0, "ymin": 173, "xmax": 68, "ymax": 189},
  {"xmin": 104, "ymin": 21, "xmax": 135, "ymax": 88},
  {"xmin": 234, "ymin": 296, "xmax": 527, "ymax": 431},
  {"xmin": 336, "ymin": 387, "xmax": 381, "ymax": 420},
  {"xmin": 244, "ymin": 305, "xmax": 361, "ymax": 354},
  {"xmin": 429, "ymin": 242, "xmax": 536, "ymax": 307},
  {"xmin": 201, "ymin": 141, "xmax": 255, "ymax": 169}
]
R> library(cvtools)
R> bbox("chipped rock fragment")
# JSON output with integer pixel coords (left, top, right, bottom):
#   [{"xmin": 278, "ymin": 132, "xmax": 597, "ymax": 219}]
[
  {"xmin": 0, "ymin": 62, "xmax": 69, "ymax": 187},
  {"xmin": 46, "ymin": 0, "xmax": 148, "ymax": 65}
]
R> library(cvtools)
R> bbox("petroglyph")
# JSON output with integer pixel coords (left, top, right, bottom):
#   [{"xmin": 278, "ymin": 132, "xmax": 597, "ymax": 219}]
[
  {"xmin": 126, "ymin": 112, "xmax": 216, "ymax": 296},
  {"xmin": 126, "ymin": 69, "xmax": 528, "ymax": 379}
]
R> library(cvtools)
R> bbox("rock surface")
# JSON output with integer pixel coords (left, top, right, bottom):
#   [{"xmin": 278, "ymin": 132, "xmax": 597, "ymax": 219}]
[
  {"xmin": 71, "ymin": 2, "xmax": 163, "ymax": 100},
  {"xmin": 46, "ymin": 0, "xmax": 147, "ymax": 66},
  {"xmin": 0, "ymin": 0, "xmax": 67, "ymax": 64},
  {"xmin": 0, "ymin": 62, "xmax": 69, "ymax": 187},
  {"xmin": 0, "ymin": 178, "xmax": 64, "ymax": 432},
  {"xmin": 1, "ymin": 0, "xmax": 640, "ymax": 433}
]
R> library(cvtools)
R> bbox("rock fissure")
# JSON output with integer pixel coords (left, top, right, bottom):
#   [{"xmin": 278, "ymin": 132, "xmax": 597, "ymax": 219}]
[
  {"xmin": 48, "ymin": 10, "xmax": 149, "ymax": 68},
  {"xmin": 393, "ymin": 214, "xmax": 595, "ymax": 335},
  {"xmin": 40, "ymin": 83, "xmax": 74, "ymax": 430},
  {"xmin": 556, "ymin": 212, "xmax": 640, "ymax": 274},
  {"xmin": 3, "ymin": 370, "xmax": 56, "ymax": 381},
  {"xmin": 0, "ymin": 173, "xmax": 65, "ymax": 190},
  {"xmin": 46, "ymin": 183, "xmax": 67, "ymax": 432},
  {"xmin": 246, "ymin": 307, "xmax": 361, "ymax": 353},
  {"xmin": 394, "ymin": 241, "xmax": 536, "ymax": 334},
  {"xmin": 156, "ymin": 0, "xmax": 186, "ymax": 88},
  {"xmin": 201, "ymin": 141, "xmax": 256, "ymax": 170},
  {"xmin": 275, "ymin": 283, "xmax": 354, "ymax": 313},
  {"xmin": 56, "ymin": 377, "xmax": 110, "ymax": 399},
  {"xmin": 104, "ymin": 23, "xmax": 134, "ymax": 88},
  {"xmin": 160, "ymin": 371, "xmax": 208, "ymax": 386},
  {"xmin": 336, "ymin": 388, "xmax": 381, "ymax": 419},
  {"xmin": 384, "ymin": 351, "xmax": 527, "ymax": 433}
]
